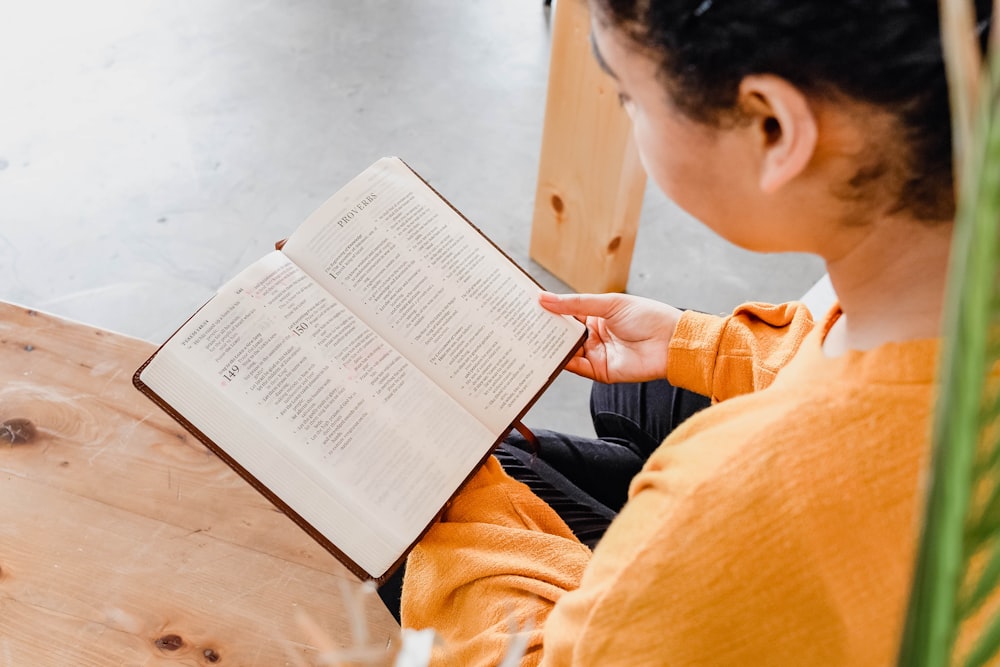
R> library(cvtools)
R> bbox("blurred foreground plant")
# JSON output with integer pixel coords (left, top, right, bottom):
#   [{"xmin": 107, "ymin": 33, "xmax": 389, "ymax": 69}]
[
  {"xmin": 288, "ymin": 579, "xmax": 530, "ymax": 666},
  {"xmin": 898, "ymin": 1, "xmax": 1000, "ymax": 665}
]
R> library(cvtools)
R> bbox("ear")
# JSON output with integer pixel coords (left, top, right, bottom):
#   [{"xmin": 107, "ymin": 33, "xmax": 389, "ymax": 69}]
[{"xmin": 738, "ymin": 75, "xmax": 818, "ymax": 194}]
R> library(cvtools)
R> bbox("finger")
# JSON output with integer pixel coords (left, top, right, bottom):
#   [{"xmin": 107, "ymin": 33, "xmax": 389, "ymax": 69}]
[
  {"xmin": 562, "ymin": 355, "xmax": 600, "ymax": 381},
  {"xmin": 540, "ymin": 290, "xmax": 587, "ymax": 324},
  {"xmin": 539, "ymin": 291, "xmax": 625, "ymax": 320}
]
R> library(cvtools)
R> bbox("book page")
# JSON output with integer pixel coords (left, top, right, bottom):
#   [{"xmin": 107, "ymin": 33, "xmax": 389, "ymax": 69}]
[
  {"xmin": 282, "ymin": 157, "xmax": 585, "ymax": 434},
  {"xmin": 141, "ymin": 251, "xmax": 495, "ymax": 577}
]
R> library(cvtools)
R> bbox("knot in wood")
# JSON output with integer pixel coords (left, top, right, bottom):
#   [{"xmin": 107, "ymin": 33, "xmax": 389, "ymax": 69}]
[
  {"xmin": 1, "ymin": 418, "xmax": 36, "ymax": 444},
  {"xmin": 155, "ymin": 634, "xmax": 184, "ymax": 651},
  {"xmin": 550, "ymin": 194, "xmax": 565, "ymax": 215},
  {"xmin": 203, "ymin": 648, "xmax": 220, "ymax": 662}
]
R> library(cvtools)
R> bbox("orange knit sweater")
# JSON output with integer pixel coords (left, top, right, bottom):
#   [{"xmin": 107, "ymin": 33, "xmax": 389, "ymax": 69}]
[{"xmin": 401, "ymin": 302, "xmax": 937, "ymax": 666}]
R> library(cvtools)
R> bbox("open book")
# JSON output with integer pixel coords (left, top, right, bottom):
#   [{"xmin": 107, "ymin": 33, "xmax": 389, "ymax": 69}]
[{"xmin": 133, "ymin": 157, "xmax": 587, "ymax": 584}]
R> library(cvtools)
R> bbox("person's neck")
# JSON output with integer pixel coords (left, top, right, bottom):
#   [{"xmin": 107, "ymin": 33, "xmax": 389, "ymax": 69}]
[{"xmin": 822, "ymin": 216, "xmax": 953, "ymax": 357}]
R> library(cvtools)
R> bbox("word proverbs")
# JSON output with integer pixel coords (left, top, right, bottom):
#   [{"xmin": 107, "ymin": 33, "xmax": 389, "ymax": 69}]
[{"xmin": 336, "ymin": 193, "xmax": 378, "ymax": 228}]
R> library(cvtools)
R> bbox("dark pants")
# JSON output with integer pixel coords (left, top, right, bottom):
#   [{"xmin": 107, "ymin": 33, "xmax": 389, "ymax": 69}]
[{"xmin": 377, "ymin": 379, "xmax": 711, "ymax": 622}]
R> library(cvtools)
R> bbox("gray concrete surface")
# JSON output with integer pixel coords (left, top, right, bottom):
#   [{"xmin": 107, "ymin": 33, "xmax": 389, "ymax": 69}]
[{"xmin": 0, "ymin": 0, "xmax": 825, "ymax": 437}]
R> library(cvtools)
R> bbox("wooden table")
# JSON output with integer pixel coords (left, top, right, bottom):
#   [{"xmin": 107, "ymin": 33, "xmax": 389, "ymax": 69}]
[{"xmin": 0, "ymin": 302, "xmax": 399, "ymax": 665}]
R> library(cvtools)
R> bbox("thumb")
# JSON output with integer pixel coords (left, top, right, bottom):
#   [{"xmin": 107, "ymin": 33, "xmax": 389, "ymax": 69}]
[{"xmin": 539, "ymin": 291, "xmax": 626, "ymax": 319}]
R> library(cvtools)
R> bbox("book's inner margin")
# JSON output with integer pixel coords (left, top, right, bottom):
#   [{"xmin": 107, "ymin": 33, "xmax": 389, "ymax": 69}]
[{"xmin": 140, "ymin": 252, "xmax": 496, "ymax": 578}]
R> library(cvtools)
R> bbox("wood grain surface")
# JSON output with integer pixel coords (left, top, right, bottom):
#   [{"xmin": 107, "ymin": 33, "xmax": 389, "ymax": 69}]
[
  {"xmin": 0, "ymin": 302, "xmax": 399, "ymax": 666},
  {"xmin": 529, "ymin": 0, "xmax": 647, "ymax": 294}
]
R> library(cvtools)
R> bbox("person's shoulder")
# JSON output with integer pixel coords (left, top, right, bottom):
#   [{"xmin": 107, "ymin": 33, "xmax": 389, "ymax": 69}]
[{"xmin": 638, "ymin": 373, "xmax": 931, "ymax": 512}]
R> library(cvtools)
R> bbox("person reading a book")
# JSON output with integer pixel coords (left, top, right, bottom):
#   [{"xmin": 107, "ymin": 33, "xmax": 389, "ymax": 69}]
[{"xmin": 392, "ymin": 0, "xmax": 992, "ymax": 663}]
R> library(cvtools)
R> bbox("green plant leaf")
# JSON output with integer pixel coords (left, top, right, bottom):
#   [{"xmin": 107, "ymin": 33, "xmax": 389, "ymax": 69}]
[{"xmin": 897, "ymin": 2, "xmax": 1000, "ymax": 664}]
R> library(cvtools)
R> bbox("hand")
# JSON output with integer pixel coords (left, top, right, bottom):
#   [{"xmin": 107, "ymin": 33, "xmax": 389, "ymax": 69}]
[{"xmin": 540, "ymin": 291, "xmax": 682, "ymax": 384}]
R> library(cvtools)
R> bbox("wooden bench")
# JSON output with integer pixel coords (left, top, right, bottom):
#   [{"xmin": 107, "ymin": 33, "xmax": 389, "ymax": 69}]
[
  {"xmin": 0, "ymin": 301, "xmax": 398, "ymax": 665},
  {"xmin": 530, "ymin": 0, "xmax": 646, "ymax": 294}
]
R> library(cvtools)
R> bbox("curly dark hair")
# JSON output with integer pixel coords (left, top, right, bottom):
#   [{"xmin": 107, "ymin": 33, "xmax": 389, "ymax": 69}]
[{"xmin": 590, "ymin": 0, "xmax": 992, "ymax": 222}]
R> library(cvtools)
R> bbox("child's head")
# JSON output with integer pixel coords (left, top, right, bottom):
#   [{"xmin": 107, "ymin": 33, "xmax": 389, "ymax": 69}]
[{"xmin": 588, "ymin": 0, "xmax": 991, "ymax": 252}]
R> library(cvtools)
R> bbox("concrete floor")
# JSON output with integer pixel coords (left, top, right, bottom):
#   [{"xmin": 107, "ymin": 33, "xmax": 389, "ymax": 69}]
[{"xmin": 0, "ymin": 0, "xmax": 824, "ymax": 437}]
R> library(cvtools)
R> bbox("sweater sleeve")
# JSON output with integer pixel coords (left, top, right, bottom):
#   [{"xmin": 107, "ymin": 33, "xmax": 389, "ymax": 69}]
[
  {"xmin": 400, "ymin": 428, "xmax": 859, "ymax": 666},
  {"xmin": 401, "ymin": 456, "xmax": 591, "ymax": 666},
  {"xmin": 667, "ymin": 301, "xmax": 815, "ymax": 401}
]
